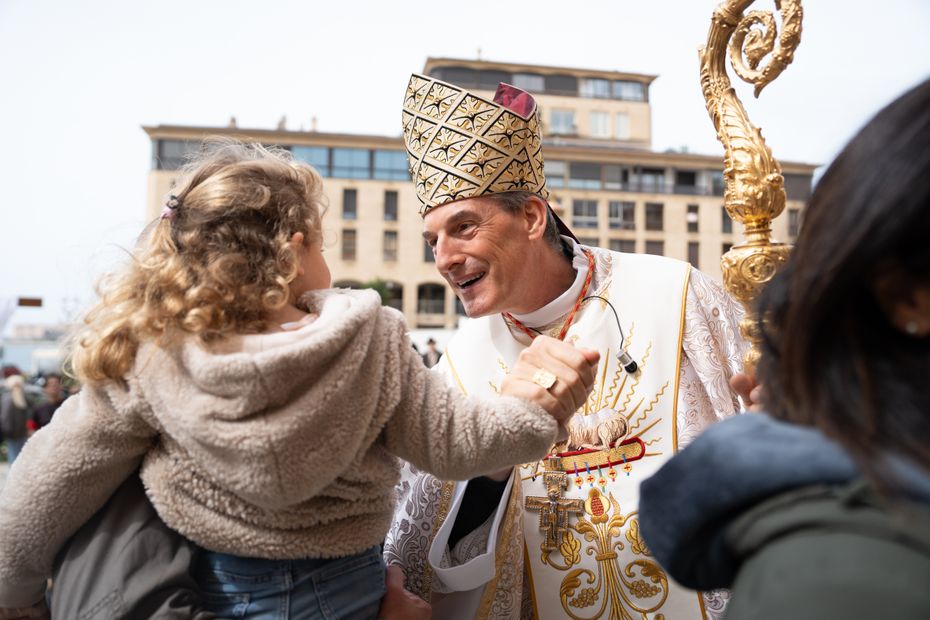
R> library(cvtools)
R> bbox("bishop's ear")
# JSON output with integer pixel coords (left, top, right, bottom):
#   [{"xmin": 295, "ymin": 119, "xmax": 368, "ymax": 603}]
[{"xmin": 522, "ymin": 194, "xmax": 550, "ymax": 241}]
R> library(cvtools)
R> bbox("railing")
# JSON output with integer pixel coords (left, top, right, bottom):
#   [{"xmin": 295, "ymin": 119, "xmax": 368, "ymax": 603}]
[
  {"xmin": 417, "ymin": 299, "xmax": 445, "ymax": 315},
  {"xmin": 560, "ymin": 179, "xmax": 725, "ymax": 197}
]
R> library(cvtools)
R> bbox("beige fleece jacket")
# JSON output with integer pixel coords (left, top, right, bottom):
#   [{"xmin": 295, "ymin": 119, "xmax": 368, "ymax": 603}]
[{"xmin": 0, "ymin": 289, "xmax": 558, "ymax": 608}]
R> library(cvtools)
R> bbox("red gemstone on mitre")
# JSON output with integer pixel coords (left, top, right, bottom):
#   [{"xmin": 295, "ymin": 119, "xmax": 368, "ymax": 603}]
[{"xmin": 493, "ymin": 83, "xmax": 536, "ymax": 118}]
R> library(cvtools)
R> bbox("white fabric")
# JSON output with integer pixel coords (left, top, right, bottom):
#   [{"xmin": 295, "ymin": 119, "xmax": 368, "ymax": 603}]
[
  {"xmin": 428, "ymin": 471, "xmax": 515, "ymax": 591},
  {"xmin": 385, "ymin": 249, "xmax": 747, "ymax": 620}
]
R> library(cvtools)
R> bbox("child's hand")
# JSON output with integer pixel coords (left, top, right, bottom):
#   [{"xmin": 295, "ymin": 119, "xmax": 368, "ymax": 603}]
[
  {"xmin": 0, "ymin": 600, "xmax": 50, "ymax": 620},
  {"xmin": 502, "ymin": 336, "xmax": 600, "ymax": 424}
]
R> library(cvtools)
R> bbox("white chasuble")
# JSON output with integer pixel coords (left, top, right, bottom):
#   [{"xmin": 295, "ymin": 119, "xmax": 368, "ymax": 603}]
[{"xmin": 385, "ymin": 248, "xmax": 746, "ymax": 620}]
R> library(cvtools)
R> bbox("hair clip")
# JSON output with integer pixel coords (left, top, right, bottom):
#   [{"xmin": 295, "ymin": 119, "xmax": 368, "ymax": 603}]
[{"xmin": 160, "ymin": 195, "xmax": 181, "ymax": 220}]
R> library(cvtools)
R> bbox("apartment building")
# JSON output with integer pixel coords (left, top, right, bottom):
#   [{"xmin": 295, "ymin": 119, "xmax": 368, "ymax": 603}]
[{"xmin": 144, "ymin": 58, "xmax": 816, "ymax": 329}]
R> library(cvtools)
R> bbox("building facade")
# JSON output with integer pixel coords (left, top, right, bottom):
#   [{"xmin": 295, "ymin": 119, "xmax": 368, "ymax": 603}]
[{"xmin": 144, "ymin": 58, "xmax": 816, "ymax": 329}]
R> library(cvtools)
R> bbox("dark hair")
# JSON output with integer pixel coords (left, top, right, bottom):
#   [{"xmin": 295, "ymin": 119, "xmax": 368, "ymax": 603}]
[
  {"xmin": 757, "ymin": 77, "xmax": 930, "ymax": 484},
  {"xmin": 486, "ymin": 191, "xmax": 572, "ymax": 259}
]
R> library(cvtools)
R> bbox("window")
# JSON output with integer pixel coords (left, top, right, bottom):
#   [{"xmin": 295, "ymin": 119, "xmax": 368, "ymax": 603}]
[
  {"xmin": 609, "ymin": 239, "xmax": 636, "ymax": 253},
  {"xmin": 578, "ymin": 237, "xmax": 599, "ymax": 248},
  {"xmin": 722, "ymin": 242, "xmax": 733, "ymax": 254},
  {"xmin": 784, "ymin": 174, "xmax": 813, "ymax": 202},
  {"xmin": 384, "ymin": 190, "xmax": 398, "ymax": 221},
  {"xmin": 332, "ymin": 148, "xmax": 369, "ymax": 179},
  {"xmin": 292, "ymin": 146, "xmax": 330, "ymax": 176},
  {"xmin": 788, "ymin": 208, "xmax": 801, "ymax": 237},
  {"xmin": 645, "ymin": 241, "xmax": 664, "ymax": 256},
  {"xmin": 431, "ymin": 66, "xmax": 479, "ymax": 88},
  {"xmin": 614, "ymin": 113, "xmax": 630, "ymax": 140},
  {"xmin": 613, "ymin": 80, "xmax": 646, "ymax": 101},
  {"xmin": 384, "ymin": 282, "xmax": 404, "ymax": 311},
  {"xmin": 580, "ymin": 78, "xmax": 610, "ymax": 99},
  {"xmin": 342, "ymin": 189, "xmax": 357, "ymax": 220},
  {"xmin": 604, "ymin": 165, "xmax": 629, "ymax": 190},
  {"xmin": 383, "ymin": 231, "xmax": 398, "ymax": 262},
  {"xmin": 608, "ymin": 201, "xmax": 635, "ymax": 230},
  {"xmin": 342, "ymin": 229, "xmax": 356, "ymax": 261},
  {"xmin": 154, "ymin": 139, "xmax": 201, "ymax": 171},
  {"xmin": 373, "ymin": 149, "xmax": 409, "ymax": 181},
  {"xmin": 645, "ymin": 203, "xmax": 664, "ymax": 231},
  {"xmin": 423, "ymin": 239, "xmax": 435, "ymax": 263},
  {"xmin": 639, "ymin": 168, "xmax": 666, "ymax": 193},
  {"xmin": 710, "ymin": 171, "xmax": 725, "ymax": 196},
  {"xmin": 589, "ymin": 111, "xmax": 609, "ymax": 138},
  {"xmin": 417, "ymin": 284, "xmax": 446, "ymax": 315},
  {"xmin": 676, "ymin": 171, "xmax": 698, "ymax": 194},
  {"xmin": 513, "ymin": 73, "xmax": 544, "ymax": 92},
  {"xmin": 545, "ymin": 160, "xmax": 568, "ymax": 188},
  {"xmin": 544, "ymin": 74, "xmax": 578, "ymax": 96},
  {"xmin": 550, "ymin": 109, "xmax": 575, "ymax": 135},
  {"xmin": 477, "ymin": 69, "xmax": 510, "ymax": 90},
  {"xmin": 572, "ymin": 200, "xmax": 598, "ymax": 228},
  {"xmin": 569, "ymin": 162, "xmax": 601, "ymax": 189},
  {"xmin": 687, "ymin": 204, "xmax": 699, "ymax": 232},
  {"xmin": 688, "ymin": 242, "xmax": 700, "ymax": 268},
  {"xmin": 722, "ymin": 206, "xmax": 733, "ymax": 234},
  {"xmin": 432, "ymin": 66, "xmax": 509, "ymax": 90}
]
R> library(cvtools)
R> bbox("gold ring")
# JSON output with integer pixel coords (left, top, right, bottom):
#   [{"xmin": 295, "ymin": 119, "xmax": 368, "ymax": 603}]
[{"xmin": 532, "ymin": 368, "xmax": 558, "ymax": 390}]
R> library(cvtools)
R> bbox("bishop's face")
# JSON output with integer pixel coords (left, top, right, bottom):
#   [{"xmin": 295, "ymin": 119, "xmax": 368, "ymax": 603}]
[{"xmin": 422, "ymin": 196, "xmax": 536, "ymax": 318}]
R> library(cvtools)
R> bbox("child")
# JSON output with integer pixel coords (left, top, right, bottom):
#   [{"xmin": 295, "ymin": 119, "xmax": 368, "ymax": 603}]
[{"xmin": 0, "ymin": 140, "xmax": 595, "ymax": 619}]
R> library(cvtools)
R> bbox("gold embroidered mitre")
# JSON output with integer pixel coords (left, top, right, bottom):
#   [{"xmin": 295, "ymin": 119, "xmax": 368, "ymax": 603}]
[{"xmin": 402, "ymin": 74, "xmax": 549, "ymax": 214}]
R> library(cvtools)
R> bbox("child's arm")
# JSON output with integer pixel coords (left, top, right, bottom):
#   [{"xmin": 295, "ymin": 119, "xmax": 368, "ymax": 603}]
[
  {"xmin": 0, "ymin": 382, "xmax": 156, "ymax": 610},
  {"xmin": 382, "ymin": 318, "xmax": 596, "ymax": 480}
]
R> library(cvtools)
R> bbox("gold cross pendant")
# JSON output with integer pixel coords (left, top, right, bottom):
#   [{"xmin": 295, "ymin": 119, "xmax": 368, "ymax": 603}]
[{"xmin": 525, "ymin": 457, "xmax": 584, "ymax": 551}]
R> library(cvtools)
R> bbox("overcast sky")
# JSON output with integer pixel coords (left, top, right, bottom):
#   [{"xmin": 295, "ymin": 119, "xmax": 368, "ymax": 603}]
[{"xmin": 2, "ymin": 0, "xmax": 929, "ymax": 332}]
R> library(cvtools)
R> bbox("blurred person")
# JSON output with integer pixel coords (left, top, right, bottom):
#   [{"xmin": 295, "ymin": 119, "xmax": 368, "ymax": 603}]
[
  {"xmin": 383, "ymin": 75, "xmax": 747, "ymax": 619},
  {"xmin": 28, "ymin": 374, "xmax": 65, "ymax": 431},
  {"xmin": 640, "ymin": 78, "xmax": 930, "ymax": 618},
  {"xmin": 0, "ymin": 139, "xmax": 597, "ymax": 619},
  {"xmin": 1, "ymin": 374, "xmax": 32, "ymax": 464},
  {"xmin": 421, "ymin": 337, "xmax": 442, "ymax": 368}
]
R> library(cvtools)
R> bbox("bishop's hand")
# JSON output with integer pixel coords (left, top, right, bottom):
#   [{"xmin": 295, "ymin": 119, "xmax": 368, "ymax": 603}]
[
  {"xmin": 730, "ymin": 372, "xmax": 765, "ymax": 411},
  {"xmin": 501, "ymin": 335, "xmax": 600, "ymax": 426}
]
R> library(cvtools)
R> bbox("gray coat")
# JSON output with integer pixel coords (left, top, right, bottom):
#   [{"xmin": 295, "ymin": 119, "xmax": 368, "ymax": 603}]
[
  {"xmin": 0, "ymin": 392, "xmax": 30, "ymax": 440},
  {"xmin": 51, "ymin": 474, "xmax": 215, "ymax": 619}
]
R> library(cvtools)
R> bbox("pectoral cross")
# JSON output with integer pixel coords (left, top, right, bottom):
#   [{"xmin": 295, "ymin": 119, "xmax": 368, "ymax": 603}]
[{"xmin": 525, "ymin": 457, "xmax": 584, "ymax": 551}]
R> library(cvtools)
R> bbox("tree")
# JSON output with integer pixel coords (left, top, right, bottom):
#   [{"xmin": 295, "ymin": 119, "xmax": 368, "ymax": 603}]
[{"xmin": 361, "ymin": 278, "xmax": 390, "ymax": 306}]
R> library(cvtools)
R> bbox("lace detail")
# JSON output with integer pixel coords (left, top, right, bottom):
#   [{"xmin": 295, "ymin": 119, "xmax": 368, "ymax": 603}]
[
  {"xmin": 676, "ymin": 355, "xmax": 719, "ymax": 449},
  {"xmin": 681, "ymin": 269, "xmax": 748, "ymax": 427},
  {"xmin": 702, "ymin": 588, "xmax": 732, "ymax": 619},
  {"xmin": 383, "ymin": 462, "xmax": 444, "ymax": 600}
]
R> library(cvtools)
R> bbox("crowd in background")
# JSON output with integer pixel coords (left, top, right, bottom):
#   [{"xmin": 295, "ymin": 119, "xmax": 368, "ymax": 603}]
[{"xmin": 0, "ymin": 367, "xmax": 74, "ymax": 465}]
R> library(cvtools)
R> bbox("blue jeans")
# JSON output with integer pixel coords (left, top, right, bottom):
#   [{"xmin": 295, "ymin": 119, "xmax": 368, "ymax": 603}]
[
  {"xmin": 194, "ymin": 545, "xmax": 385, "ymax": 619},
  {"xmin": 5, "ymin": 437, "xmax": 27, "ymax": 464}
]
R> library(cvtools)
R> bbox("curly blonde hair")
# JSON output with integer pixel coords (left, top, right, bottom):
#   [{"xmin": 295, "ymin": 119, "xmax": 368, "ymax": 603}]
[{"xmin": 71, "ymin": 138, "xmax": 326, "ymax": 384}]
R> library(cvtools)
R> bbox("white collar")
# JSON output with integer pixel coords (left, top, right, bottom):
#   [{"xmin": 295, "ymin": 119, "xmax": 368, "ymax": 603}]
[{"xmin": 509, "ymin": 237, "xmax": 589, "ymax": 328}]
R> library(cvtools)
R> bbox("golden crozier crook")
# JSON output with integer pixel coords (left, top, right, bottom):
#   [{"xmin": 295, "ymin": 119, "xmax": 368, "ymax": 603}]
[{"xmin": 700, "ymin": 0, "xmax": 804, "ymax": 375}]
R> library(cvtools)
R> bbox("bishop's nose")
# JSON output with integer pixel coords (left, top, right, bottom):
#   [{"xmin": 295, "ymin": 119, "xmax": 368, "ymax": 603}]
[{"xmin": 433, "ymin": 237, "xmax": 464, "ymax": 274}]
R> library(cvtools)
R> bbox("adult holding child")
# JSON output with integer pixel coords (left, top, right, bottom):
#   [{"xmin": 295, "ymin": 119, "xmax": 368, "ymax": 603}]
[{"xmin": 0, "ymin": 140, "xmax": 597, "ymax": 619}]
